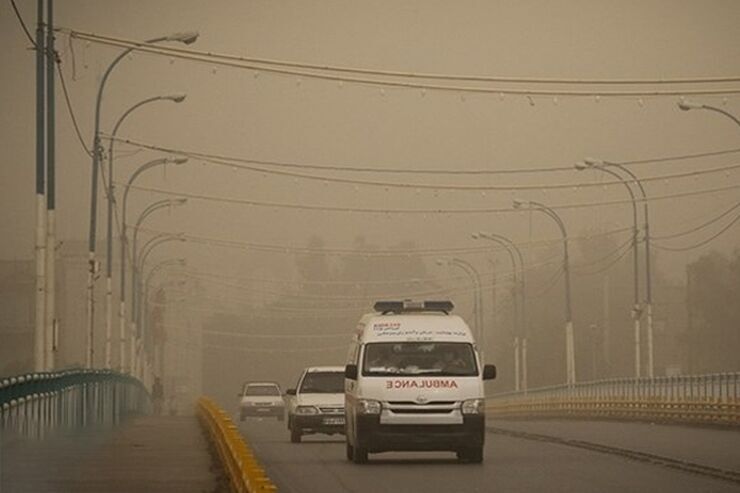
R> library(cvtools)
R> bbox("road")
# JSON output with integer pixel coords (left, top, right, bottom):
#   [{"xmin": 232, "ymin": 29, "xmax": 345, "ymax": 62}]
[{"xmin": 237, "ymin": 416, "xmax": 740, "ymax": 493}]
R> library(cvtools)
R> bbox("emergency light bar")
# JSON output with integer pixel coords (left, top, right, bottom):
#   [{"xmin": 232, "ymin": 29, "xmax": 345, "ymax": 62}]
[{"xmin": 373, "ymin": 300, "xmax": 454, "ymax": 314}]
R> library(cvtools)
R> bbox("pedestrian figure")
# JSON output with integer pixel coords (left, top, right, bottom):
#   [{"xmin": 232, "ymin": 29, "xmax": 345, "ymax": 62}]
[{"xmin": 152, "ymin": 377, "xmax": 164, "ymax": 415}]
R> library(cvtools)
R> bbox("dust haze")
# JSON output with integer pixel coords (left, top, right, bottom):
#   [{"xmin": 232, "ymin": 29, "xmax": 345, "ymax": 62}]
[{"xmin": 1, "ymin": 0, "xmax": 739, "ymax": 411}]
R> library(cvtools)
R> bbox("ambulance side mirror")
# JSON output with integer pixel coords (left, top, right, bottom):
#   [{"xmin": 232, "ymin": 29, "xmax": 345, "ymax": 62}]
[
  {"xmin": 345, "ymin": 364, "xmax": 358, "ymax": 380},
  {"xmin": 482, "ymin": 364, "xmax": 497, "ymax": 380}
]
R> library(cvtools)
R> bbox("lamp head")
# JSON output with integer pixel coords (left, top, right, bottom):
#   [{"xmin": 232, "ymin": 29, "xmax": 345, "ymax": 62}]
[
  {"xmin": 677, "ymin": 101, "xmax": 703, "ymax": 111},
  {"xmin": 167, "ymin": 31, "xmax": 199, "ymax": 45},
  {"xmin": 512, "ymin": 199, "xmax": 525, "ymax": 209},
  {"xmin": 435, "ymin": 258, "xmax": 448, "ymax": 266},
  {"xmin": 172, "ymin": 198, "xmax": 188, "ymax": 206},
  {"xmin": 170, "ymin": 157, "xmax": 188, "ymax": 165},
  {"xmin": 582, "ymin": 157, "xmax": 602, "ymax": 167},
  {"xmin": 165, "ymin": 93, "xmax": 187, "ymax": 103},
  {"xmin": 471, "ymin": 233, "xmax": 480, "ymax": 240}
]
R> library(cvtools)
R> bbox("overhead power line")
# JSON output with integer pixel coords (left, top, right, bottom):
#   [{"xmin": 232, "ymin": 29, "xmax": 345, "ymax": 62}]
[
  {"xmin": 652, "ymin": 201, "xmax": 740, "ymax": 240},
  {"xmin": 113, "ymin": 136, "xmax": 740, "ymax": 177},
  {"xmin": 10, "ymin": 0, "xmax": 36, "ymax": 47},
  {"xmin": 63, "ymin": 29, "xmax": 740, "ymax": 86},
  {"xmin": 62, "ymin": 29, "xmax": 740, "ymax": 97},
  {"xmin": 118, "ymin": 181, "xmax": 740, "ymax": 215},
  {"xmin": 652, "ymin": 213, "xmax": 740, "ymax": 252},
  {"xmin": 112, "ymin": 149, "xmax": 740, "ymax": 192}
]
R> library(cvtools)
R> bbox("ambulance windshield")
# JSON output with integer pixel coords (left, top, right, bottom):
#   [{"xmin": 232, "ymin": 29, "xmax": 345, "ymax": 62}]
[{"xmin": 362, "ymin": 342, "xmax": 478, "ymax": 377}]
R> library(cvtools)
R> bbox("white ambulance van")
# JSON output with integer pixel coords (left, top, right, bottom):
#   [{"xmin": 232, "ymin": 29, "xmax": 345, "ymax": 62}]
[{"xmin": 344, "ymin": 300, "xmax": 496, "ymax": 463}]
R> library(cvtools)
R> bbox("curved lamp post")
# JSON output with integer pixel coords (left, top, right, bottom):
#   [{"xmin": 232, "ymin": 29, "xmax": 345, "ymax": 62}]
[
  {"xmin": 436, "ymin": 257, "xmax": 484, "ymax": 355},
  {"xmin": 514, "ymin": 199, "xmax": 575, "ymax": 385},
  {"xmin": 133, "ymin": 236, "xmax": 186, "ymax": 378},
  {"xmin": 118, "ymin": 157, "xmax": 187, "ymax": 373},
  {"xmin": 104, "ymin": 94, "xmax": 186, "ymax": 370},
  {"xmin": 582, "ymin": 158, "xmax": 654, "ymax": 378},
  {"xmin": 473, "ymin": 232, "xmax": 527, "ymax": 391},
  {"xmin": 141, "ymin": 257, "xmax": 186, "ymax": 383},
  {"xmin": 86, "ymin": 31, "xmax": 197, "ymax": 368},
  {"xmin": 678, "ymin": 101, "xmax": 740, "ymax": 128},
  {"xmin": 129, "ymin": 199, "xmax": 186, "ymax": 372},
  {"xmin": 576, "ymin": 161, "xmax": 641, "ymax": 378}
]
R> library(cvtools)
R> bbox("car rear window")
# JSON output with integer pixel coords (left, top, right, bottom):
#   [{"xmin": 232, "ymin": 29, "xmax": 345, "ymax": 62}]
[{"xmin": 244, "ymin": 384, "xmax": 281, "ymax": 396}]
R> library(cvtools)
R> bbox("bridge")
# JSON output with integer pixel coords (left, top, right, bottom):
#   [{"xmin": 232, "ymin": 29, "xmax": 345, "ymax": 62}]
[{"xmin": 2, "ymin": 370, "xmax": 739, "ymax": 492}]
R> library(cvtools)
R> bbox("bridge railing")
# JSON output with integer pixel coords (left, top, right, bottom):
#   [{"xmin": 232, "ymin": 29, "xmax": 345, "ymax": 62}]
[
  {"xmin": 0, "ymin": 369, "xmax": 149, "ymax": 440},
  {"xmin": 487, "ymin": 372, "xmax": 740, "ymax": 426}
]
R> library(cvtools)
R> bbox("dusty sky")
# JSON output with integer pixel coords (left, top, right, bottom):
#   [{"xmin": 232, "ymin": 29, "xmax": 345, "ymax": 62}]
[{"xmin": 2, "ymin": 0, "xmax": 739, "ymax": 286}]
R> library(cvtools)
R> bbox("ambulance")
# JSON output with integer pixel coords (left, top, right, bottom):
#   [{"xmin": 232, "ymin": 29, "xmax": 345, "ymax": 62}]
[{"xmin": 344, "ymin": 300, "xmax": 496, "ymax": 463}]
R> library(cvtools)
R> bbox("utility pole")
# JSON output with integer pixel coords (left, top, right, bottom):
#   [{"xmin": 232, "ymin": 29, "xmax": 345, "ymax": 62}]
[
  {"xmin": 34, "ymin": 0, "xmax": 46, "ymax": 372},
  {"xmin": 44, "ymin": 0, "xmax": 56, "ymax": 371}
]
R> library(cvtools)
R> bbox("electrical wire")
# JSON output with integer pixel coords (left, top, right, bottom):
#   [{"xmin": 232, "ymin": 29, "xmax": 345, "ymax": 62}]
[
  {"xmin": 119, "ymin": 181, "xmax": 740, "ymax": 215},
  {"xmin": 10, "ymin": 0, "xmax": 36, "ymax": 48},
  {"xmin": 56, "ymin": 57, "xmax": 92, "ymax": 156},
  {"xmin": 573, "ymin": 240, "xmax": 634, "ymax": 276},
  {"xmin": 136, "ymin": 223, "xmax": 630, "ymax": 258},
  {"xmin": 652, "ymin": 201, "xmax": 740, "ymax": 240},
  {"xmin": 62, "ymin": 29, "xmax": 740, "ymax": 96},
  {"xmin": 529, "ymin": 267, "xmax": 566, "ymax": 299},
  {"xmin": 652, "ymin": 213, "xmax": 740, "ymax": 252},
  {"xmin": 111, "ymin": 136, "xmax": 740, "ymax": 177},
  {"xmin": 108, "ymin": 138, "xmax": 740, "ymax": 191},
  {"xmin": 63, "ymin": 29, "xmax": 740, "ymax": 86}
]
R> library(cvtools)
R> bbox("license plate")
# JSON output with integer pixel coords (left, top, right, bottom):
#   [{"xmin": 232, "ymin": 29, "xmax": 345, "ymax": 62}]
[{"xmin": 323, "ymin": 417, "xmax": 345, "ymax": 425}]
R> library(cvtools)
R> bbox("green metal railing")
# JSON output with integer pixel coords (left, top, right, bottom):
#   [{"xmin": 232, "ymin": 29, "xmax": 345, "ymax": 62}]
[
  {"xmin": 487, "ymin": 372, "xmax": 740, "ymax": 426},
  {"xmin": 0, "ymin": 369, "xmax": 149, "ymax": 440}
]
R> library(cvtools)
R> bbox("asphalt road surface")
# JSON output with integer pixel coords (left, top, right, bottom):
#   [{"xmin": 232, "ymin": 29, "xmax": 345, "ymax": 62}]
[{"xmin": 237, "ymin": 416, "xmax": 740, "ymax": 493}]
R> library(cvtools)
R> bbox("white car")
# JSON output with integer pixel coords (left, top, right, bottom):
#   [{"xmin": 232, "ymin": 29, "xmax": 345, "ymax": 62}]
[
  {"xmin": 286, "ymin": 366, "xmax": 346, "ymax": 443},
  {"xmin": 239, "ymin": 382, "xmax": 285, "ymax": 421}
]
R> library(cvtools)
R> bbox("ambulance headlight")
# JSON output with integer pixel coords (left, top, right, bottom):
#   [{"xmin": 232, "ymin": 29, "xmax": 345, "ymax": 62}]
[
  {"xmin": 295, "ymin": 405, "xmax": 319, "ymax": 415},
  {"xmin": 461, "ymin": 399, "xmax": 485, "ymax": 415},
  {"xmin": 357, "ymin": 399, "xmax": 382, "ymax": 415}
]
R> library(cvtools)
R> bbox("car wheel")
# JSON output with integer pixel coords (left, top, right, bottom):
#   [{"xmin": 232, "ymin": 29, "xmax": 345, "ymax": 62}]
[
  {"xmin": 290, "ymin": 426, "xmax": 302, "ymax": 443},
  {"xmin": 351, "ymin": 442, "xmax": 368, "ymax": 464},
  {"xmin": 457, "ymin": 446, "xmax": 483, "ymax": 464}
]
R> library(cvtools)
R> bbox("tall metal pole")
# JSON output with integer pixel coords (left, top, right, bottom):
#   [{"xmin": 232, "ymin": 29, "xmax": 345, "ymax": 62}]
[
  {"xmin": 449, "ymin": 258, "xmax": 483, "ymax": 355},
  {"xmin": 106, "ymin": 96, "xmax": 184, "ymax": 371},
  {"xmin": 518, "ymin": 200, "xmax": 575, "ymax": 385},
  {"xmin": 34, "ymin": 0, "xmax": 46, "ymax": 372},
  {"xmin": 44, "ymin": 0, "xmax": 56, "ymax": 370},
  {"xmin": 578, "ymin": 162, "xmax": 641, "ymax": 377},
  {"xmin": 608, "ymin": 164, "xmax": 654, "ymax": 378},
  {"xmin": 120, "ymin": 157, "xmax": 184, "ymax": 374},
  {"xmin": 476, "ymin": 232, "xmax": 526, "ymax": 390},
  {"xmin": 86, "ymin": 32, "xmax": 197, "ymax": 370},
  {"xmin": 135, "ymin": 237, "xmax": 185, "ymax": 380}
]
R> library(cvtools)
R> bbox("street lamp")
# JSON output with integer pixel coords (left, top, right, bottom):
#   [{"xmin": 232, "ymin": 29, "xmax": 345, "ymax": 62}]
[
  {"xmin": 436, "ymin": 257, "xmax": 484, "ymax": 354},
  {"xmin": 473, "ymin": 232, "xmax": 527, "ymax": 391},
  {"xmin": 142, "ymin": 257, "xmax": 186, "ymax": 382},
  {"xmin": 104, "ymin": 95, "xmax": 187, "ymax": 370},
  {"xmin": 513, "ymin": 199, "xmax": 576, "ymax": 385},
  {"xmin": 86, "ymin": 31, "xmax": 198, "ymax": 369},
  {"xmin": 582, "ymin": 158, "xmax": 654, "ymax": 378},
  {"xmin": 576, "ymin": 160, "xmax": 641, "ymax": 379},
  {"xmin": 133, "ymin": 237, "xmax": 186, "ymax": 379},
  {"xmin": 678, "ymin": 101, "xmax": 740, "ymax": 128},
  {"xmin": 128, "ymin": 199, "xmax": 186, "ymax": 372},
  {"xmin": 119, "ymin": 157, "xmax": 187, "ymax": 373}
]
